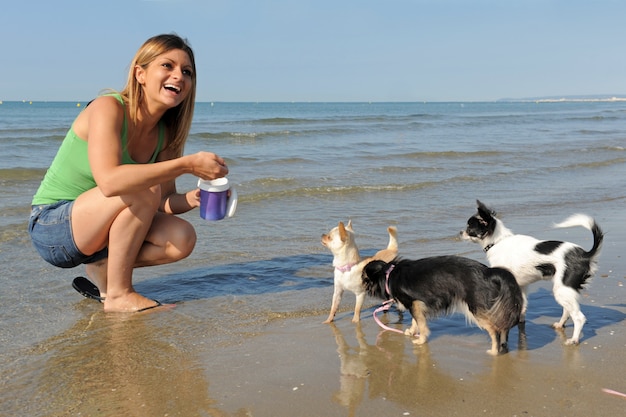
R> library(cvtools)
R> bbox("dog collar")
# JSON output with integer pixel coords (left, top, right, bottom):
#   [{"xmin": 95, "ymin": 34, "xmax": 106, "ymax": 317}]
[
  {"xmin": 483, "ymin": 244, "xmax": 494, "ymax": 252},
  {"xmin": 335, "ymin": 263, "xmax": 356, "ymax": 272}
]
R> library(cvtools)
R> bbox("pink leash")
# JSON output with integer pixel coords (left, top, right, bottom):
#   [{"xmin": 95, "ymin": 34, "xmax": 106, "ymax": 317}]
[
  {"xmin": 372, "ymin": 265, "xmax": 405, "ymax": 335},
  {"xmin": 602, "ymin": 388, "xmax": 626, "ymax": 399},
  {"xmin": 373, "ymin": 300, "xmax": 404, "ymax": 335}
]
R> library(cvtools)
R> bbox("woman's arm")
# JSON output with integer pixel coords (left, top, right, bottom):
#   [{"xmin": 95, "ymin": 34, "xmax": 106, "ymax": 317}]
[
  {"xmin": 159, "ymin": 179, "xmax": 200, "ymax": 215},
  {"xmin": 78, "ymin": 96, "xmax": 227, "ymax": 197},
  {"xmin": 157, "ymin": 146, "xmax": 202, "ymax": 215}
]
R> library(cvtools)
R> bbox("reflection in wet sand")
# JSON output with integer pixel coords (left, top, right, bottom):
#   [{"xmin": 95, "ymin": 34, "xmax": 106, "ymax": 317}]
[
  {"xmin": 327, "ymin": 303, "xmax": 626, "ymax": 417},
  {"xmin": 16, "ymin": 311, "xmax": 240, "ymax": 416},
  {"xmin": 329, "ymin": 323, "xmax": 369, "ymax": 416},
  {"xmin": 330, "ymin": 322, "xmax": 461, "ymax": 413}
]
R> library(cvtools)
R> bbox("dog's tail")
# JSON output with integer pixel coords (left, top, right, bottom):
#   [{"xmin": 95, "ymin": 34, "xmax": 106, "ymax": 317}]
[
  {"xmin": 485, "ymin": 267, "xmax": 523, "ymax": 331},
  {"xmin": 386, "ymin": 226, "xmax": 398, "ymax": 252},
  {"xmin": 372, "ymin": 226, "xmax": 398, "ymax": 263},
  {"xmin": 553, "ymin": 214, "xmax": 604, "ymax": 258}
]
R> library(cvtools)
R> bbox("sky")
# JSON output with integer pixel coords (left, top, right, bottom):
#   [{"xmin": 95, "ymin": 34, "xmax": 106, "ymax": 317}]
[{"xmin": 1, "ymin": 0, "xmax": 625, "ymax": 102}]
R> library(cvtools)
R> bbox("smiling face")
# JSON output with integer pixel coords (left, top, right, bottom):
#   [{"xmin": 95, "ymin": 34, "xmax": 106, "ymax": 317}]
[{"xmin": 135, "ymin": 48, "xmax": 194, "ymax": 111}]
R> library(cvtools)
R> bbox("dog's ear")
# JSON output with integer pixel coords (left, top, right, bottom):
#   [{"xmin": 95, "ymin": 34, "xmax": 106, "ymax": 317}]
[
  {"xmin": 476, "ymin": 200, "xmax": 496, "ymax": 220},
  {"xmin": 363, "ymin": 260, "xmax": 386, "ymax": 278},
  {"xmin": 346, "ymin": 219, "xmax": 353, "ymax": 231},
  {"xmin": 338, "ymin": 221, "xmax": 348, "ymax": 242},
  {"xmin": 476, "ymin": 199, "xmax": 488, "ymax": 211}
]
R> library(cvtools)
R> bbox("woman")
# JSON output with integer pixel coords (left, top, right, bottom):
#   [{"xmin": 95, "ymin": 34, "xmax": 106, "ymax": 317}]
[{"xmin": 28, "ymin": 34, "xmax": 228, "ymax": 312}]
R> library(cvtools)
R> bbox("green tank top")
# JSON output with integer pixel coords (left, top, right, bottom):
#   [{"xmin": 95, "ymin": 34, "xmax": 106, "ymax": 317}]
[{"xmin": 32, "ymin": 94, "xmax": 165, "ymax": 205}]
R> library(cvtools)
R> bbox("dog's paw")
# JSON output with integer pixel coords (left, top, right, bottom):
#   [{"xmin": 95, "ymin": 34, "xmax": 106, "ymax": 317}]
[
  {"xmin": 404, "ymin": 328, "xmax": 415, "ymax": 337},
  {"xmin": 351, "ymin": 316, "xmax": 360, "ymax": 323},
  {"xmin": 564, "ymin": 338, "xmax": 579, "ymax": 346},
  {"xmin": 552, "ymin": 322, "xmax": 566, "ymax": 329},
  {"xmin": 411, "ymin": 336, "xmax": 427, "ymax": 345}
]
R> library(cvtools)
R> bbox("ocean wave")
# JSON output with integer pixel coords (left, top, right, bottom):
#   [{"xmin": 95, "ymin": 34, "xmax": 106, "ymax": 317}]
[
  {"xmin": 255, "ymin": 157, "xmax": 311, "ymax": 166},
  {"xmin": 385, "ymin": 150, "xmax": 503, "ymax": 160},
  {"xmin": 577, "ymin": 129, "xmax": 620, "ymax": 135},
  {"xmin": 0, "ymin": 126, "xmax": 67, "ymax": 134},
  {"xmin": 246, "ymin": 177, "xmax": 300, "ymax": 188},
  {"xmin": 191, "ymin": 128, "xmax": 355, "ymax": 141},
  {"xmin": 0, "ymin": 222, "xmax": 30, "ymax": 246},
  {"xmin": 242, "ymin": 112, "xmax": 437, "ymax": 125},
  {"xmin": 0, "ymin": 167, "xmax": 47, "ymax": 182},
  {"xmin": 372, "ymin": 165, "xmax": 443, "ymax": 174},
  {"xmin": 251, "ymin": 117, "xmax": 309, "ymax": 125},
  {"xmin": 559, "ymin": 157, "xmax": 626, "ymax": 170},
  {"xmin": 193, "ymin": 131, "xmax": 266, "ymax": 140},
  {"xmin": 238, "ymin": 177, "xmax": 482, "ymax": 203},
  {"xmin": 566, "ymin": 115, "xmax": 622, "ymax": 122}
]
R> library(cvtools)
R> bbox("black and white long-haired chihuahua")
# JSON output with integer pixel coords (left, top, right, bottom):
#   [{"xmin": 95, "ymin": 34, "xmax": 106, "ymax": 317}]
[
  {"xmin": 461, "ymin": 200, "xmax": 604, "ymax": 345},
  {"xmin": 362, "ymin": 256, "xmax": 523, "ymax": 355}
]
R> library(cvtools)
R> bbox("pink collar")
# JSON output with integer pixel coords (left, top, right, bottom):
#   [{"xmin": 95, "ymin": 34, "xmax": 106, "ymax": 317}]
[{"xmin": 335, "ymin": 263, "xmax": 356, "ymax": 273}]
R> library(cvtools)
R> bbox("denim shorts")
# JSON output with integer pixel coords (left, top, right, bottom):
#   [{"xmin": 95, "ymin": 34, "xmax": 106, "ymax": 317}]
[{"xmin": 28, "ymin": 200, "xmax": 108, "ymax": 268}]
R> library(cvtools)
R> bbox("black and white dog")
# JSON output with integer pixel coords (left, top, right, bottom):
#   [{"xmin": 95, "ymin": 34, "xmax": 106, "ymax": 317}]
[
  {"xmin": 362, "ymin": 256, "xmax": 523, "ymax": 355},
  {"xmin": 461, "ymin": 200, "xmax": 604, "ymax": 345}
]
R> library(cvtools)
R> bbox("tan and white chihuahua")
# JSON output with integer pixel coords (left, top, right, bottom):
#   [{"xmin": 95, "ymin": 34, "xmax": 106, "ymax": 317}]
[{"xmin": 321, "ymin": 220, "xmax": 398, "ymax": 323}]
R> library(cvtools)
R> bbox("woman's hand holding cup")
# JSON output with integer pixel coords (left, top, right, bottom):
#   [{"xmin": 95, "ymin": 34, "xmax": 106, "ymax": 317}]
[{"xmin": 191, "ymin": 152, "xmax": 228, "ymax": 180}]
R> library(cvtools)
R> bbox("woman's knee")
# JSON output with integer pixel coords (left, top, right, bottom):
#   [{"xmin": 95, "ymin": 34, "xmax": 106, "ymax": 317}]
[{"xmin": 170, "ymin": 220, "xmax": 197, "ymax": 260}]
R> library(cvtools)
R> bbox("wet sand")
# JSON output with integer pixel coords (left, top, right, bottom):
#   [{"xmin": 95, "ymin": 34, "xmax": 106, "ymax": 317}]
[
  {"xmin": 1, "ymin": 207, "xmax": 625, "ymax": 417},
  {"xmin": 189, "ymin": 217, "xmax": 626, "ymax": 417},
  {"xmin": 4, "ymin": 237, "xmax": 625, "ymax": 417},
  {"xmin": 195, "ymin": 281, "xmax": 626, "ymax": 417}
]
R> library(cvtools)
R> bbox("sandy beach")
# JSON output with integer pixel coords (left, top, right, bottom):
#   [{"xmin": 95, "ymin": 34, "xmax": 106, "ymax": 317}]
[{"xmin": 3, "ymin": 214, "xmax": 624, "ymax": 417}]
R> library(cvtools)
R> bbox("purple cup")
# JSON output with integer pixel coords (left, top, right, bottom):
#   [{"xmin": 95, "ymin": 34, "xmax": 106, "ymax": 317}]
[{"xmin": 198, "ymin": 178, "xmax": 232, "ymax": 221}]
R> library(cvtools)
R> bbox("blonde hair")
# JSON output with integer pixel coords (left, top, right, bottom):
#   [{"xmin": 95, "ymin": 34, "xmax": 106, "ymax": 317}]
[{"xmin": 120, "ymin": 33, "xmax": 196, "ymax": 158}]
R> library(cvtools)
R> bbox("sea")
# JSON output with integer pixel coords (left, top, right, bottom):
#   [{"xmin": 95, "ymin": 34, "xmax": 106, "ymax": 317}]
[{"xmin": 1, "ymin": 100, "xmax": 625, "ymax": 416}]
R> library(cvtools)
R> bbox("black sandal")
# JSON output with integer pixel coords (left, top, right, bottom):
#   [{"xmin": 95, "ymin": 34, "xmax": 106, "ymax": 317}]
[
  {"xmin": 72, "ymin": 276, "xmax": 105, "ymax": 303},
  {"xmin": 136, "ymin": 300, "xmax": 163, "ymax": 312}
]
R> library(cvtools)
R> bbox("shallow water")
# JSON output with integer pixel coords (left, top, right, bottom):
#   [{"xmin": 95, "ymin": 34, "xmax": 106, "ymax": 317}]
[{"xmin": 1, "ymin": 100, "xmax": 626, "ymax": 415}]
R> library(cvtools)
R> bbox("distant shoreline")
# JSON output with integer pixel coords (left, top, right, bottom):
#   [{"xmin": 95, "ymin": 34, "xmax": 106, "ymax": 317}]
[{"xmin": 497, "ymin": 95, "xmax": 626, "ymax": 103}]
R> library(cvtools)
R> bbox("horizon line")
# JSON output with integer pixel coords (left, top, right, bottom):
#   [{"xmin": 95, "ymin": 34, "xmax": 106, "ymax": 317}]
[{"xmin": 2, "ymin": 96, "xmax": 626, "ymax": 105}]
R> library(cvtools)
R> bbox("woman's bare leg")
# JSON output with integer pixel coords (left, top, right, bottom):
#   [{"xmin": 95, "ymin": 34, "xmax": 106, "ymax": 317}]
[
  {"xmin": 135, "ymin": 212, "xmax": 197, "ymax": 268},
  {"xmin": 72, "ymin": 185, "xmax": 196, "ymax": 312},
  {"xmin": 84, "ymin": 213, "xmax": 196, "ymax": 298},
  {"xmin": 103, "ymin": 187, "xmax": 162, "ymax": 311},
  {"xmin": 85, "ymin": 260, "xmax": 108, "ymax": 299}
]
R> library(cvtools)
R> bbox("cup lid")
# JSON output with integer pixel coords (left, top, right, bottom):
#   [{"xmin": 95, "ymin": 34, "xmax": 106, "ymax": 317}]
[{"xmin": 197, "ymin": 177, "xmax": 229, "ymax": 192}]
